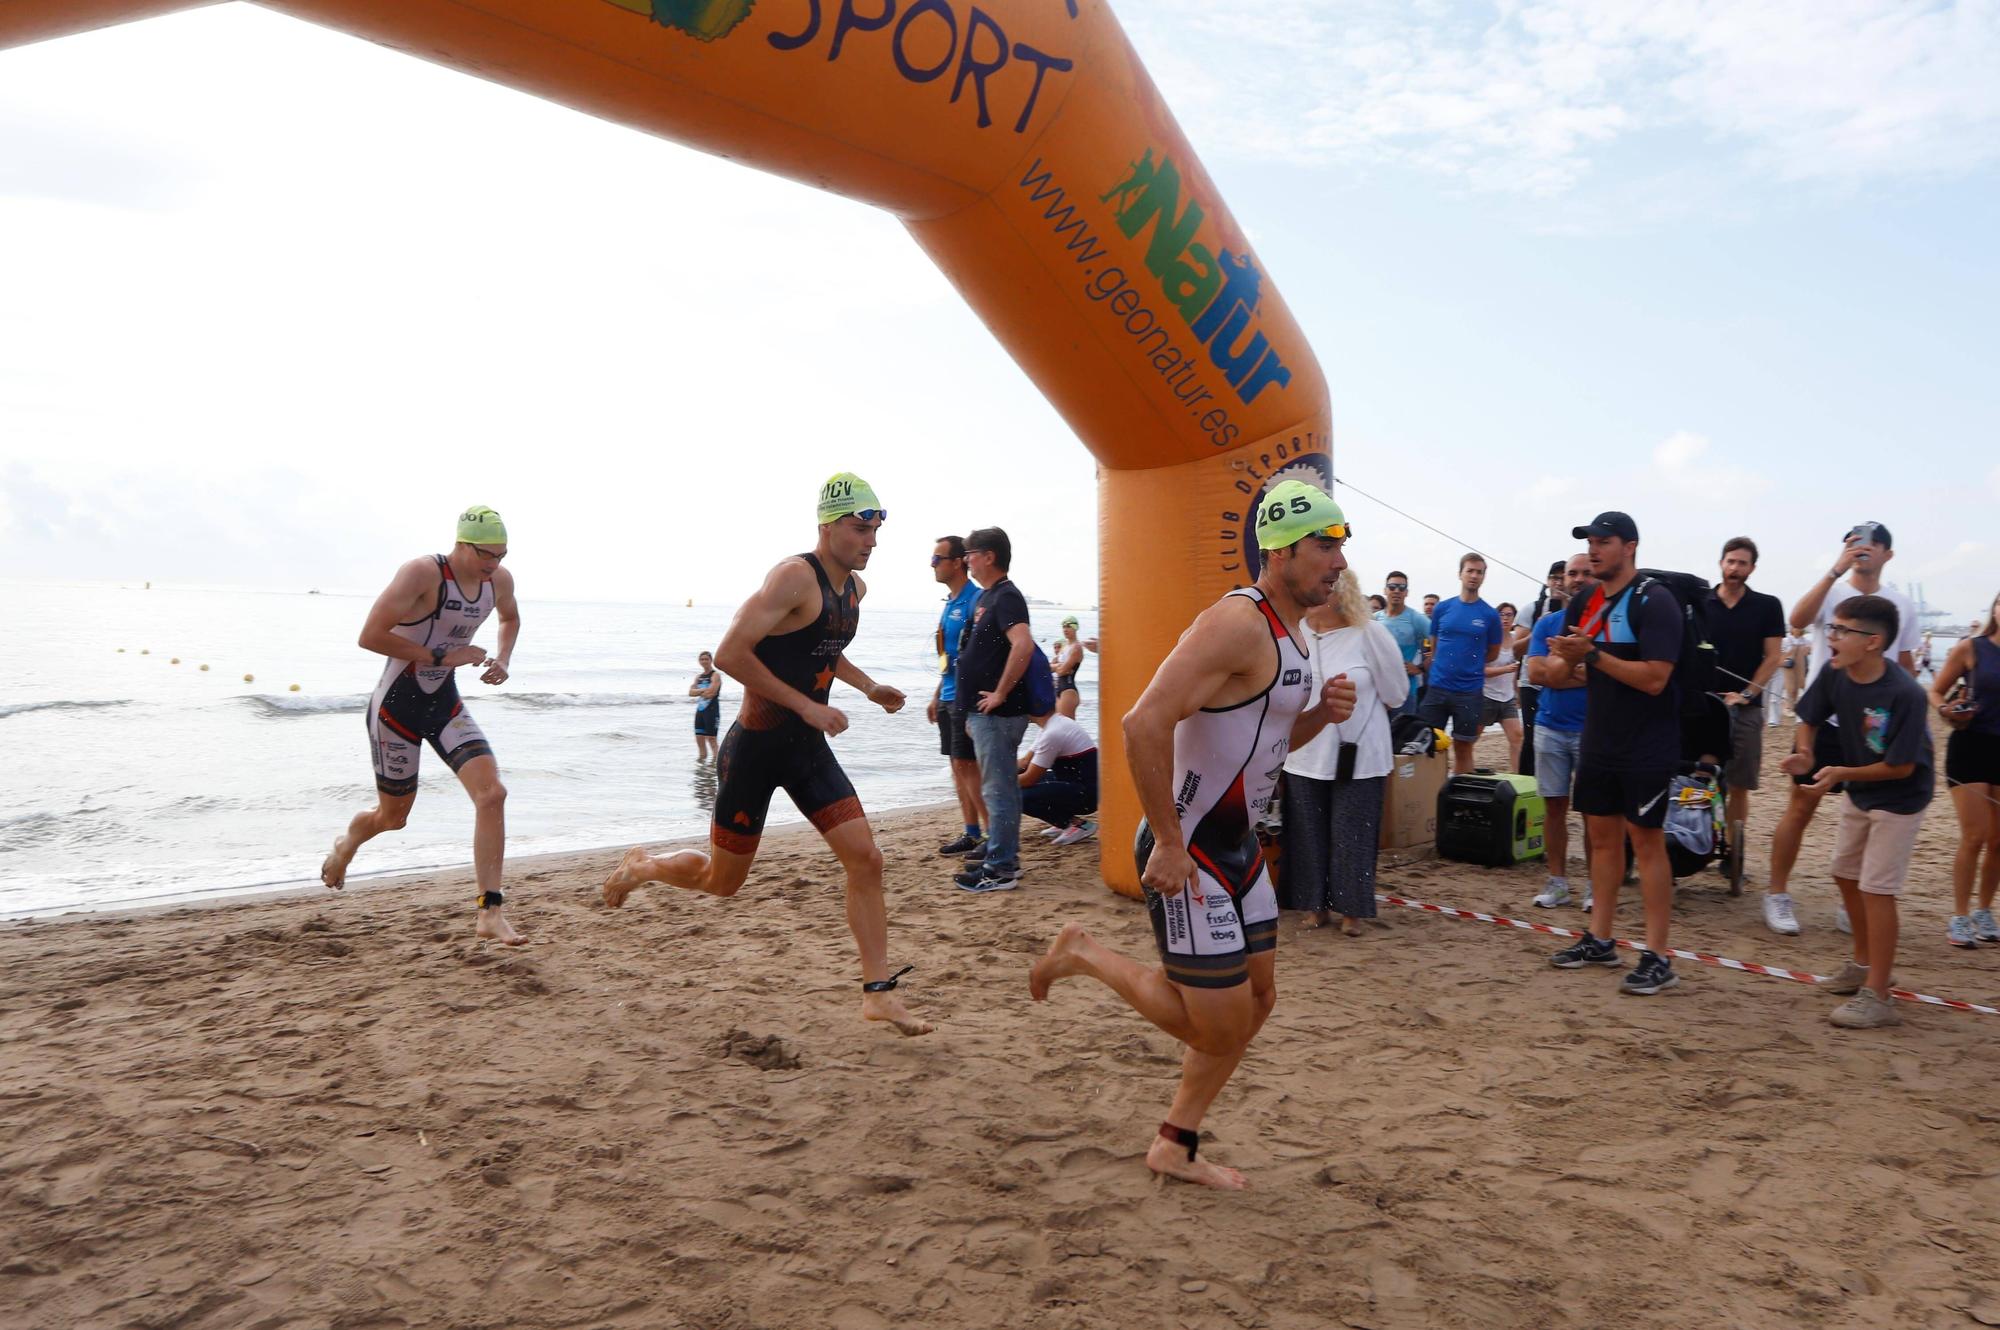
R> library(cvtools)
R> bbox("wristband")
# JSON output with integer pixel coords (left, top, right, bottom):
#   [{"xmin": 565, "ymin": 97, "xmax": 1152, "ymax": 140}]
[{"xmin": 431, "ymin": 645, "xmax": 447, "ymax": 666}]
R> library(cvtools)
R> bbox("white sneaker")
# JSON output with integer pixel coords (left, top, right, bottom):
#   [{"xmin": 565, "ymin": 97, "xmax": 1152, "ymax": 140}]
[
  {"xmin": 1533, "ymin": 879, "xmax": 1571, "ymax": 909},
  {"xmin": 1038, "ymin": 826, "xmax": 1064, "ymax": 839},
  {"xmin": 1762, "ymin": 892, "xmax": 1802, "ymax": 936},
  {"xmin": 1836, "ymin": 904, "xmax": 1852, "ymax": 935},
  {"xmin": 1052, "ymin": 820, "xmax": 1097, "ymax": 846}
]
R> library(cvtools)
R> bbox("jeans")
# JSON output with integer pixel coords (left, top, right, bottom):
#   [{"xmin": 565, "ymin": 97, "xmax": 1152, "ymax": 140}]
[{"xmin": 967, "ymin": 711, "xmax": 1031, "ymax": 871}]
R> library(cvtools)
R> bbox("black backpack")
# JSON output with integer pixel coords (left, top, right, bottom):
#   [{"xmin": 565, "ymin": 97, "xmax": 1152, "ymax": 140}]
[{"xmin": 1566, "ymin": 569, "xmax": 1716, "ymax": 718}]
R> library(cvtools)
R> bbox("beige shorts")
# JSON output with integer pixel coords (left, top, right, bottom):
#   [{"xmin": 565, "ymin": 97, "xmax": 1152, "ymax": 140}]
[{"xmin": 1829, "ymin": 799, "xmax": 1926, "ymax": 896}]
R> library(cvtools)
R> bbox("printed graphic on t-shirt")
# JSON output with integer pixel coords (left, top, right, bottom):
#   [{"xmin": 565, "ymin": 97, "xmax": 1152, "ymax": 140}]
[{"xmin": 1864, "ymin": 706, "xmax": 1889, "ymax": 755}]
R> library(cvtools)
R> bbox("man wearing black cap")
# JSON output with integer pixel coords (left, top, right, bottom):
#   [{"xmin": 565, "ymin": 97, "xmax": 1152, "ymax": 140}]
[
  {"xmin": 1545, "ymin": 511, "xmax": 1684, "ymax": 995},
  {"xmin": 1761, "ymin": 522, "xmax": 1922, "ymax": 936}
]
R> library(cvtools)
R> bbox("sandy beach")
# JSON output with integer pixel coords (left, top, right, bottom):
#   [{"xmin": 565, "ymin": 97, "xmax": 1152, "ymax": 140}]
[{"xmin": 5, "ymin": 723, "xmax": 2000, "ymax": 1330}]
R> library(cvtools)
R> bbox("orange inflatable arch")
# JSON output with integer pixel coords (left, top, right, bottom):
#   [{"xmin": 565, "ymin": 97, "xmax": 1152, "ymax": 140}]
[{"xmin": 4, "ymin": 0, "xmax": 1333, "ymax": 897}]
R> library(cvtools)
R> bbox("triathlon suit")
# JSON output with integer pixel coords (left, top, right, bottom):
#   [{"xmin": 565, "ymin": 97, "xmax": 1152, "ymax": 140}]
[
  {"xmin": 367, "ymin": 556, "xmax": 495, "ymax": 796},
  {"xmin": 693, "ymin": 671, "xmax": 720, "ymax": 737},
  {"xmin": 1054, "ymin": 642, "xmax": 1081, "ymax": 697},
  {"xmin": 711, "ymin": 554, "xmax": 864, "ymax": 854},
  {"xmin": 1140, "ymin": 588, "xmax": 1314, "ymax": 989}
]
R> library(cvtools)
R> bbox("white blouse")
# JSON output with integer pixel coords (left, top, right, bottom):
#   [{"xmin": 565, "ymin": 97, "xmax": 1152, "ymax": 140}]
[{"xmin": 1284, "ymin": 619, "xmax": 1410, "ymax": 782}]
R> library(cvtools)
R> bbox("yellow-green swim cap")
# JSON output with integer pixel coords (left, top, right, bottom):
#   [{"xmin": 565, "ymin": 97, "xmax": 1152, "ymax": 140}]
[
  {"xmin": 1255, "ymin": 481, "xmax": 1349, "ymax": 550},
  {"xmin": 456, "ymin": 505, "xmax": 508, "ymax": 545},
  {"xmin": 817, "ymin": 473, "xmax": 885, "ymax": 524}
]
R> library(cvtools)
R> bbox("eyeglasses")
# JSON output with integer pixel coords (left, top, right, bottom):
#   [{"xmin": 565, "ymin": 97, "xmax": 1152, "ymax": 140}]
[
  {"xmin": 471, "ymin": 544, "xmax": 507, "ymax": 560},
  {"xmin": 1385, "ymin": 582, "xmax": 1408, "ymax": 591},
  {"xmin": 1827, "ymin": 624, "xmax": 1880, "ymax": 640},
  {"xmin": 930, "ymin": 553, "xmax": 964, "ymax": 566}
]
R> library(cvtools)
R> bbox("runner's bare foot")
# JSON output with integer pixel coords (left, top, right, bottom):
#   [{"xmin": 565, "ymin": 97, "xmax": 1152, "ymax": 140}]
[
  {"xmin": 476, "ymin": 906, "xmax": 528, "ymax": 946},
  {"xmin": 602, "ymin": 847, "xmax": 650, "ymax": 908},
  {"xmin": 861, "ymin": 991, "xmax": 934, "ymax": 1036},
  {"xmin": 320, "ymin": 836, "xmax": 354, "ymax": 890},
  {"xmin": 1339, "ymin": 916, "xmax": 1362, "ymax": 937},
  {"xmin": 1146, "ymin": 1135, "xmax": 1248, "ymax": 1190},
  {"xmin": 1300, "ymin": 910, "xmax": 1331, "ymax": 930},
  {"xmin": 1029, "ymin": 921, "xmax": 1092, "ymax": 1001}
]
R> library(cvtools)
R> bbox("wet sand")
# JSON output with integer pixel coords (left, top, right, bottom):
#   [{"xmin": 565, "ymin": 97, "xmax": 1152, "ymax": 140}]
[{"xmin": 3, "ymin": 720, "xmax": 1999, "ymax": 1329}]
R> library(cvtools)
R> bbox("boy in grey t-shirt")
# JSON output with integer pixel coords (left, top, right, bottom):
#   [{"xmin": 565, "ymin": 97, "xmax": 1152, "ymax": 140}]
[{"xmin": 1786, "ymin": 595, "xmax": 1934, "ymax": 1029}]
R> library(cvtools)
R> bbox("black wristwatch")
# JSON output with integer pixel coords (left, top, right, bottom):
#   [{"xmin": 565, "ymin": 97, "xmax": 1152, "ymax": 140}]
[
  {"xmin": 1583, "ymin": 646, "xmax": 1602, "ymax": 666},
  {"xmin": 431, "ymin": 645, "xmax": 447, "ymax": 666}
]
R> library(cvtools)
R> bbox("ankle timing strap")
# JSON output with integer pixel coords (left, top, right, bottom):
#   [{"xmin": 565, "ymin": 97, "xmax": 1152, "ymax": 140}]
[
  {"xmin": 477, "ymin": 890, "xmax": 504, "ymax": 909},
  {"xmin": 1159, "ymin": 1121, "xmax": 1199, "ymax": 1161},
  {"xmin": 862, "ymin": 964, "xmax": 913, "ymax": 993}
]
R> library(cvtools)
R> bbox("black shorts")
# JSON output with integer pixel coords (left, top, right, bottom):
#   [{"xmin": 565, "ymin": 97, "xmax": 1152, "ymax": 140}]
[
  {"xmin": 1136, "ymin": 823, "xmax": 1276, "ymax": 991},
  {"xmin": 937, "ymin": 701, "xmax": 976, "ymax": 761},
  {"xmin": 1946, "ymin": 729, "xmax": 2000, "ymax": 787},
  {"xmin": 1792, "ymin": 724, "xmax": 1847, "ymax": 792},
  {"xmin": 711, "ymin": 720, "xmax": 862, "ymax": 854},
  {"xmin": 694, "ymin": 705, "xmax": 719, "ymax": 737},
  {"xmin": 1572, "ymin": 764, "xmax": 1675, "ymax": 829}
]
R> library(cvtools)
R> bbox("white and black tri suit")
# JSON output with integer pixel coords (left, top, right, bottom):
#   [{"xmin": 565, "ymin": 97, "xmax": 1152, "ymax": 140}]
[
  {"xmin": 1141, "ymin": 588, "xmax": 1316, "ymax": 989},
  {"xmin": 367, "ymin": 555, "xmax": 495, "ymax": 796}
]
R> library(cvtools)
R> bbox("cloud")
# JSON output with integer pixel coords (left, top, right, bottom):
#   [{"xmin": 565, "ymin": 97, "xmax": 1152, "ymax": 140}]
[
  {"xmin": 1126, "ymin": 0, "xmax": 2000, "ymax": 197},
  {"xmin": 1650, "ymin": 429, "xmax": 1768, "ymax": 498}
]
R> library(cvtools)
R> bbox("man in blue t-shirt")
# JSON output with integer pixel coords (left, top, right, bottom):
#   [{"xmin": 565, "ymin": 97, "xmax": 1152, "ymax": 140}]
[
  {"xmin": 1417, "ymin": 552, "xmax": 1503, "ymax": 773},
  {"xmin": 1545, "ymin": 511, "xmax": 1684, "ymax": 997},
  {"xmin": 1526, "ymin": 553, "xmax": 1593, "ymax": 910},
  {"xmin": 927, "ymin": 535, "xmax": 986, "ymax": 856},
  {"xmin": 1377, "ymin": 570, "xmax": 1429, "ymax": 719}
]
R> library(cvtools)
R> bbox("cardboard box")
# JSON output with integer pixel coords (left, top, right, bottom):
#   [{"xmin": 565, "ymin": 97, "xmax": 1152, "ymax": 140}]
[{"xmin": 1380, "ymin": 747, "xmax": 1448, "ymax": 850}]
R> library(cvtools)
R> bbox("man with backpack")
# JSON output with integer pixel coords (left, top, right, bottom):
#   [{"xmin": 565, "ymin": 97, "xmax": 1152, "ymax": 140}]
[
  {"xmin": 954, "ymin": 526, "xmax": 1049, "ymax": 893},
  {"xmin": 1545, "ymin": 512, "xmax": 1686, "ymax": 996}
]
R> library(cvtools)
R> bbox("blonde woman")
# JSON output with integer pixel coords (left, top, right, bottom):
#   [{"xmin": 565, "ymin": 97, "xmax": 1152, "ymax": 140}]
[{"xmin": 1280, "ymin": 569, "xmax": 1410, "ymax": 933}]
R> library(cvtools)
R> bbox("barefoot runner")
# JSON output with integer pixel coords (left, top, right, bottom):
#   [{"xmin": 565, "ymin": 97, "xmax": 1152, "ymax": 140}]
[
  {"xmin": 320, "ymin": 506, "xmax": 525, "ymax": 945},
  {"xmin": 1029, "ymin": 480, "xmax": 1357, "ymax": 1187},
  {"xmin": 602, "ymin": 474, "xmax": 932, "ymax": 1036}
]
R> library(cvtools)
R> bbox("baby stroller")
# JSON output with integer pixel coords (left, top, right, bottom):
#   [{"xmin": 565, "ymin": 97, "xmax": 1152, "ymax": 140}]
[{"xmin": 1661, "ymin": 761, "xmax": 1747, "ymax": 895}]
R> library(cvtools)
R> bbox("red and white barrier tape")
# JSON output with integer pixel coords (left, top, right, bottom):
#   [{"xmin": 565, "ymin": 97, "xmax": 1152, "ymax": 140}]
[{"xmin": 1376, "ymin": 893, "xmax": 2000, "ymax": 1017}]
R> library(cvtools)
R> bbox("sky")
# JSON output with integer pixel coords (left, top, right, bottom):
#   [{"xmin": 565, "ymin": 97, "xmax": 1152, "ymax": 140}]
[{"xmin": 1, "ymin": 0, "xmax": 1994, "ymax": 626}]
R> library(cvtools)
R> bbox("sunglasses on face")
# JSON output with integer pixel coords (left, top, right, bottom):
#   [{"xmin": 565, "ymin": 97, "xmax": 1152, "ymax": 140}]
[
  {"xmin": 1385, "ymin": 582, "xmax": 1408, "ymax": 591},
  {"xmin": 930, "ymin": 554, "xmax": 963, "ymax": 566}
]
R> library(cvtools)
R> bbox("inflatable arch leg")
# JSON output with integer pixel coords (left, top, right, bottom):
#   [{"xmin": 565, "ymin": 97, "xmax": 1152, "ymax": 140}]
[{"xmin": 3, "ymin": 0, "xmax": 1334, "ymax": 899}]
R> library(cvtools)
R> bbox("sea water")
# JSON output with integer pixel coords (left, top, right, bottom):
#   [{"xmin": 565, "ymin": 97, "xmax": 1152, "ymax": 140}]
[{"xmin": 0, "ymin": 579, "xmax": 1096, "ymax": 917}]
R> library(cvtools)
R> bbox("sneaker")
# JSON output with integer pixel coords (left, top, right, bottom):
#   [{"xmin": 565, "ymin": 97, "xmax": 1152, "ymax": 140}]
[
  {"xmin": 1580, "ymin": 891, "xmax": 1594, "ymax": 913},
  {"xmin": 1533, "ymin": 879, "xmax": 1572, "ymax": 909},
  {"xmin": 1948, "ymin": 915, "xmax": 1979, "ymax": 948},
  {"xmin": 1550, "ymin": 934, "xmax": 1622, "ymax": 969},
  {"xmin": 1762, "ymin": 892, "xmax": 1801, "ymax": 936},
  {"xmin": 938, "ymin": 833, "xmax": 983, "ymax": 857},
  {"xmin": 1038, "ymin": 825, "xmax": 1064, "ymax": 839},
  {"xmin": 1820, "ymin": 960, "xmax": 1870, "ymax": 996},
  {"xmin": 954, "ymin": 863, "xmax": 1019, "ymax": 893},
  {"xmin": 1974, "ymin": 908, "xmax": 2000, "ymax": 943},
  {"xmin": 1835, "ymin": 904, "xmax": 1852, "ymax": 935},
  {"xmin": 1620, "ymin": 951, "xmax": 1680, "ymax": 995},
  {"xmin": 1052, "ymin": 820, "xmax": 1097, "ymax": 846},
  {"xmin": 963, "ymin": 846, "xmax": 989, "ymax": 864},
  {"xmin": 1830, "ymin": 990, "xmax": 1902, "ymax": 1029}
]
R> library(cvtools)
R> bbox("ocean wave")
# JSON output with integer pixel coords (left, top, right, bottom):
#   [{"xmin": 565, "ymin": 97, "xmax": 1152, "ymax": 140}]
[
  {"xmin": 0, "ymin": 698, "xmax": 132, "ymax": 720},
  {"xmin": 499, "ymin": 692, "xmax": 681, "ymax": 710},
  {"xmin": 243, "ymin": 694, "xmax": 366, "ymax": 717}
]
